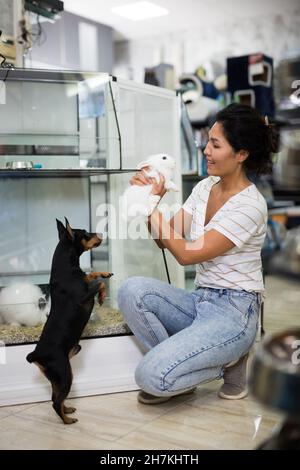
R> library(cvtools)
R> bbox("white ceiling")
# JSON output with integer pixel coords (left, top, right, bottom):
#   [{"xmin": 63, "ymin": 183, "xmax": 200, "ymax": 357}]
[{"xmin": 63, "ymin": 0, "xmax": 298, "ymax": 41}]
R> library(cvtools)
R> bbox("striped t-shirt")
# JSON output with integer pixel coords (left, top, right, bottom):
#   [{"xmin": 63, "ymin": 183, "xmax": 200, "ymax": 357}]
[{"xmin": 182, "ymin": 176, "xmax": 268, "ymax": 294}]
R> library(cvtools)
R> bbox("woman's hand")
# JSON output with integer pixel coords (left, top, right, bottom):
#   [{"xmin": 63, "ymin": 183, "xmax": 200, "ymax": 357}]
[
  {"xmin": 130, "ymin": 168, "xmax": 166, "ymax": 199},
  {"xmin": 150, "ymin": 173, "xmax": 166, "ymax": 198},
  {"xmin": 130, "ymin": 166, "xmax": 151, "ymax": 186}
]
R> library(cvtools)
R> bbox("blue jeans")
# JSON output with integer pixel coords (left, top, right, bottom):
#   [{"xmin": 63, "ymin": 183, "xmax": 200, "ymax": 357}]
[{"xmin": 117, "ymin": 277, "xmax": 261, "ymax": 397}]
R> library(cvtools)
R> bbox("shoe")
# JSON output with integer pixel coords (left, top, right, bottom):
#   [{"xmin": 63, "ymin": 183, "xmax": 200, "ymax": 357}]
[
  {"xmin": 218, "ymin": 353, "xmax": 249, "ymax": 400},
  {"xmin": 137, "ymin": 387, "xmax": 196, "ymax": 405}
]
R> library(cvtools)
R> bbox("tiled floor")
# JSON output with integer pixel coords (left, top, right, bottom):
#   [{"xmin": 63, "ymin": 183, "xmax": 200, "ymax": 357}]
[
  {"xmin": 0, "ymin": 274, "xmax": 298, "ymax": 450},
  {"xmin": 0, "ymin": 383, "xmax": 282, "ymax": 450}
]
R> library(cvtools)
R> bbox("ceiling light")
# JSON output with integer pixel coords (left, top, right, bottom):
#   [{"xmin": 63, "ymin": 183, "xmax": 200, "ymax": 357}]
[{"xmin": 111, "ymin": 1, "xmax": 169, "ymax": 21}]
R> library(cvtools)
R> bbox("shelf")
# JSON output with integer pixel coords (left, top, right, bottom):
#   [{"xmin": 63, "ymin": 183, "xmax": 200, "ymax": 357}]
[
  {"xmin": 0, "ymin": 168, "xmax": 137, "ymax": 178},
  {"xmin": 272, "ymin": 186, "xmax": 300, "ymax": 202},
  {"xmin": 182, "ymin": 173, "xmax": 204, "ymax": 181},
  {"xmin": 269, "ymin": 206, "xmax": 300, "ymax": 216}
]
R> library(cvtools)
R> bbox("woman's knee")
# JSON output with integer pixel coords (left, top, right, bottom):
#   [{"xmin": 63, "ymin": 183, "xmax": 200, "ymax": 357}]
[
  {"xmin": 117, "ymin": 276, "xmax": 153, "ymax": 324},
  {"xmin": 117, "ymin": 276, "xmax": 160, "ymax": 309},
  {"xmin": 118, "ymin": 276, "xmax": 143, "ymax": 306},
  {"xmin": 135, "ymin": 355, "xmax": 162, "ymax": 395},
  {"xmin": 135, "ymin": 352, "xmax": 171, "ymax": 396}
]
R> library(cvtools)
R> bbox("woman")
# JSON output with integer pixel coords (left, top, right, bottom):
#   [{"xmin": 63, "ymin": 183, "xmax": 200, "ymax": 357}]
[{"xmin": 118, "ymin": 103, "xmax": 278, "ymax": 404}]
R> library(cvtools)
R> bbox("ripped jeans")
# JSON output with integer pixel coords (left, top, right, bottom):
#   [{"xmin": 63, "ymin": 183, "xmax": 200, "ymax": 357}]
[{"xmin": 117, "ymin": 277, "xmax": 261, "ymax": 397}]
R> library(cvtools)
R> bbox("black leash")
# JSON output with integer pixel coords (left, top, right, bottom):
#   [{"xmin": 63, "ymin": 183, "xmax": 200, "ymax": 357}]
[{"xmin": 161, "ymin": 248, "xmax": 171, "ymax": 284}]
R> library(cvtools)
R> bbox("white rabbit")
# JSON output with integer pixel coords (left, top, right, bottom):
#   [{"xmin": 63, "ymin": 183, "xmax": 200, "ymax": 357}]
[
  {"xmin": 121, "ymin": 153, "xmax": 179, "ymax": 220},
  {"xmin": 0, "ymin": 282, "xmax": 50, "ymax": 327}
]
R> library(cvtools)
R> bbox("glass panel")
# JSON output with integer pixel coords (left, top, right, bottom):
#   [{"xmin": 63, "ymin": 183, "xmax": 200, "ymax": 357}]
[
  {"xmin": 0, "ymin": 69, "xmax": 120, "ymax": 171},
  {"xmin": 0, "ymin": 174, "xmax": 173, "ymax": 345},
  {"xmin": 116, "ymin": 84, "xmax": 178, "ymax": 168}
]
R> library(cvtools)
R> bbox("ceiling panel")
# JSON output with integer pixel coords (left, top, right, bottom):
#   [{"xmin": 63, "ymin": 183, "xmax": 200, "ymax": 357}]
[{"xmin": 63, "ymin": 0, "xmax": 299, "ymax": 41}]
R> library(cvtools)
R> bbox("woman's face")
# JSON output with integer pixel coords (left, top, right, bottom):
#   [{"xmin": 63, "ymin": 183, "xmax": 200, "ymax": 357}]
[{"xmin": 204, "ymin": 121, "xmax": 245, "ymax": 177}]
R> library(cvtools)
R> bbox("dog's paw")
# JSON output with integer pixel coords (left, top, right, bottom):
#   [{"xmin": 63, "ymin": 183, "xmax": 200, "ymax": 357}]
[
  {"xmin": 64, "ymin": 406, "xmax": 76, "ymax": 414},
  {"xmin": 86, "ymin": 272, "xmax": 103, "ymax": 281},
  {"xmin": 100, "ymin": 272, "xmax": 114, "ymax": 278},
  {"xmin": 64, "ymin": 417, "xmax": 78, "ymax": 425},
  {"xmin": 98, "ymin": 295, "xmax": 105, "ymax": 306}
]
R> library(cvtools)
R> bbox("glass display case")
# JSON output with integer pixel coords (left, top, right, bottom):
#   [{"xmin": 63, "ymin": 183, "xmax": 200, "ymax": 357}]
[{"xmin": 0, "ymin": 69, "xmax": 184, "ymax": 405}]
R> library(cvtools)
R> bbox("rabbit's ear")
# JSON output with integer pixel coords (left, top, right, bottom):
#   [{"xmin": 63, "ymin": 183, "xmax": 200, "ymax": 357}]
[{"xmin": 136, "ymin": 160, "xmax": 150, "ymax": 170}]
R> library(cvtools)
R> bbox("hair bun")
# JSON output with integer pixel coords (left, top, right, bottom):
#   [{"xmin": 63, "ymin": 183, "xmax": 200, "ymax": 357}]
[
  {"xmin": 266, "ymin": 123, "xmax": 280, "ymax": 154},
  {"xmin": 217, "ymin": 103, "xmax": 278, "ymax": 175}
]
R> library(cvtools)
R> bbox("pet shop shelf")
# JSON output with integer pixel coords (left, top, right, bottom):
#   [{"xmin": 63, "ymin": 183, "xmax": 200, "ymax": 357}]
[
  {"xmin": 0, "ymin": 69, "xmax": 185, "ymax": 405},
  {"xmin": 0, "ymin": 168, "xmax": 138, "ymax": 178}
]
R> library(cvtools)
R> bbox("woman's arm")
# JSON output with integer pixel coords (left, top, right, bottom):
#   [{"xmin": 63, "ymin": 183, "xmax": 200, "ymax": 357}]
[
  {"xmin": 145, "ymin": 173, "xmax": 193, "ymax": 246},
  {"xmin": 149, "ymin": 209, "xmax": 235, "ymax": 265},
  {"xmin": 169, "ymin": 208, "xmax": 193, "ymax": 239},
  {"xmin": 129, "ymin": 169, "xmax": 195, "ymax": 253},
  {"xmin": 148, "ymin": 207, "xmax": 193, "ymax": 249}
]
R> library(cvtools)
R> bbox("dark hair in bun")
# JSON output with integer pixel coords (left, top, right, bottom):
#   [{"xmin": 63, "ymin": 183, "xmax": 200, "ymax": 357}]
[{"xmin": 216, "ymin": 103, "xmax": 279, "ymax": 175}]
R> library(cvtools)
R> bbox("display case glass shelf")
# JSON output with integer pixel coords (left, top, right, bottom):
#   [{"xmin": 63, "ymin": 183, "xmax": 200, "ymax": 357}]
[{"xmin": 0, "ymin": 168, "xmax": 137, "ymax": 178}]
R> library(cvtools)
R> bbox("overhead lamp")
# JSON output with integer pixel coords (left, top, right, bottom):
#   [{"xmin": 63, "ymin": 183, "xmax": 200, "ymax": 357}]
[{"xmin": 111, "ymin": 1, "xmax": 169, "ymax": 21}]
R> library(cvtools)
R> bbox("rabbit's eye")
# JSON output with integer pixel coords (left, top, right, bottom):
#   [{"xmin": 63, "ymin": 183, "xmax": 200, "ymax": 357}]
[{"xmin": 162, "ymin": 156, "xmax": 167, "ymax": 160}]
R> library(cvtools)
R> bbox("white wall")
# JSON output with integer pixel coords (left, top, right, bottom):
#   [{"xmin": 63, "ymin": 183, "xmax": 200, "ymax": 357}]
[
  {"xmin": 113, "ymin": 2, "xmax": 300, "ymax": 83},
  {"xmin": 25, "ymin": 11, "xmax": 113, "ymax": 72},
  {"xmin": 0, "ymin": 0, "xmax": 14, "ymax": 36}
]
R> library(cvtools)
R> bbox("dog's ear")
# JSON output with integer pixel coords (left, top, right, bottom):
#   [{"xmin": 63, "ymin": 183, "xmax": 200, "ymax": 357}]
[
  {"xmin": 65, "ymin": 217, "xmax": 75, "ymax": 241},
  {"xmin": 56, "ymin": 219, "xmax": 66, "ymax": 240}
]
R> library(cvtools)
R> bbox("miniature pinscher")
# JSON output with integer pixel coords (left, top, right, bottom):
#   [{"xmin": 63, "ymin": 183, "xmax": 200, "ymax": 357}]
[{"xmin": 26, "ymin": 218, "xmax": 113, "ymax": 424}]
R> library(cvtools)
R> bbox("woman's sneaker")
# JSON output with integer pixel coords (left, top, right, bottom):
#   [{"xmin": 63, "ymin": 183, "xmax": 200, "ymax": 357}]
[
  {"xmin": 138, "ymin": 387, "xmax": 196, "ymax": 405},
  {"xmin": 218, "ymin": 353, "xmax": 249, "ymax": 400}
]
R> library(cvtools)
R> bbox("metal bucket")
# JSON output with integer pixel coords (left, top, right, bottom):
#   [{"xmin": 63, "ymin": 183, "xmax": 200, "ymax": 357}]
[{"xmin": 249, "ymin": 328, "xmax": 300, "ymax": 416}]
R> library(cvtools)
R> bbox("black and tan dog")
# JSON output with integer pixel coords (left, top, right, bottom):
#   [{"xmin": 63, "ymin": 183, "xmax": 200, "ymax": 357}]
[{"xmin": 27, "ymin": 218, "xmax": 112, "ymax": 424}]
